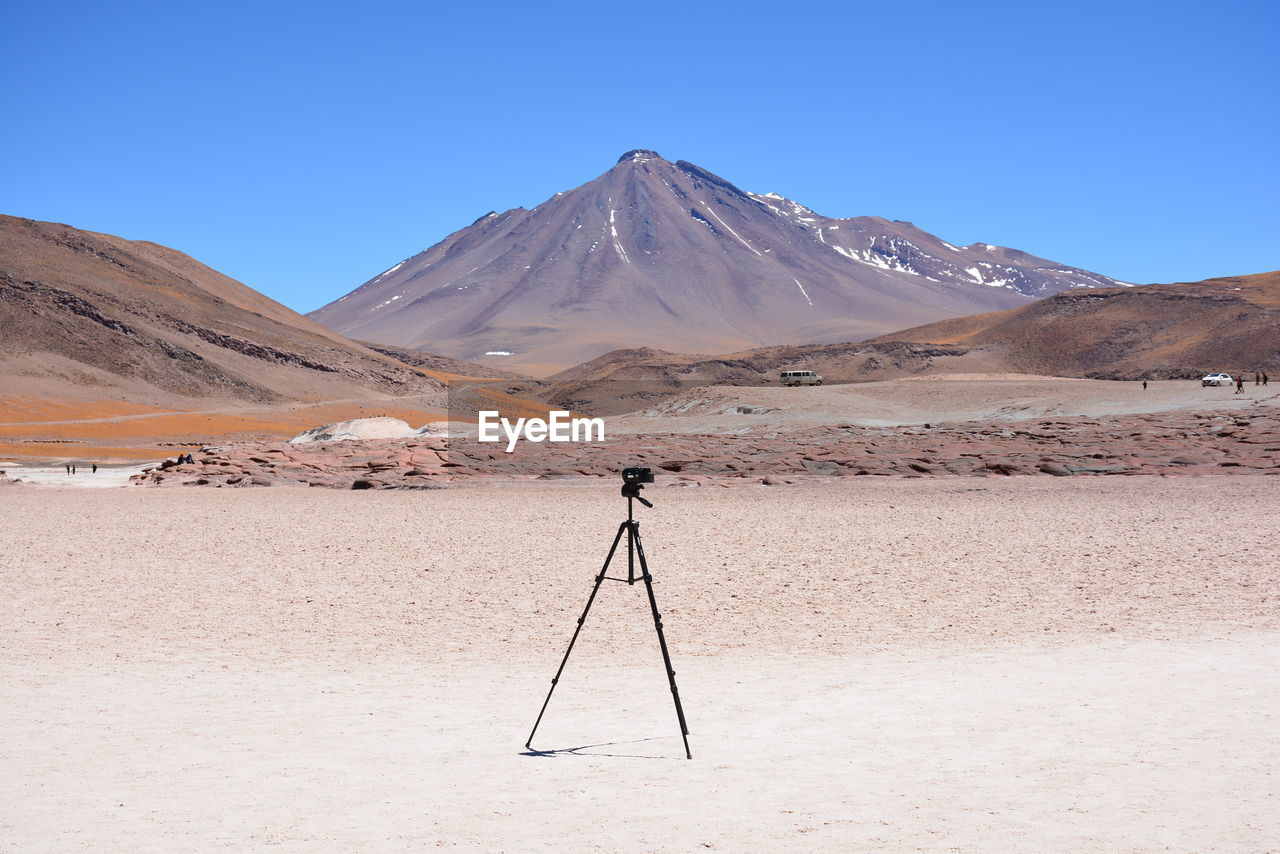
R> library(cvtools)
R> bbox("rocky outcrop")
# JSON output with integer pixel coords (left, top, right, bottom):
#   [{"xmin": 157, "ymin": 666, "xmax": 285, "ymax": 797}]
[
  {"xmin": 131, "ymin": 408, "xmax": 1280, "ymax": 488},
  {"xmin": 289, "ymin": 417, "xmax": 420, "ymax": 443}
]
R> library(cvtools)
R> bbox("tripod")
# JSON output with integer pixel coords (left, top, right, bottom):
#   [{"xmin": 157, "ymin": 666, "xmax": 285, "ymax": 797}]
[{"xmin": 525, "ymin": 478, "xmax": 692, "ymax": 759}]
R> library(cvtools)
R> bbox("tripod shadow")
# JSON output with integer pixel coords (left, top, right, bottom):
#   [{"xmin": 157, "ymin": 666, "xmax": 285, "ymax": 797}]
[{"xmin": 521, "ymin": 736, "xmax": 683, "ymax": 761}]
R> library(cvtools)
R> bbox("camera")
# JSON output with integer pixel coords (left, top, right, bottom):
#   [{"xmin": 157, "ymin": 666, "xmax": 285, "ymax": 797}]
[
  {"xmin": 622, "ymin": 466, "xmax": 654, "ymax": 485},
  {"xmin": 620, "ymin": 466, "xmax": 655, "ymax": 506}
]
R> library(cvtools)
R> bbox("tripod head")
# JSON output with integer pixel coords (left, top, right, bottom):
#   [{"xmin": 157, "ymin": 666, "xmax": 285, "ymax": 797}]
[{"xmin": 621, "ymin": 466, "xmax": 654, "ymax": 508}]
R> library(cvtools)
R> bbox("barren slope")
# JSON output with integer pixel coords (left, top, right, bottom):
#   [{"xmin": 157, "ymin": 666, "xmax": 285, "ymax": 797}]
[
  {"xmin": 874, "ymin": 270, "xmax": 1280, "ymax": 378},
  {"xmin": 0, "ymin": 214, "xmax": 446, "ymax": 408}
]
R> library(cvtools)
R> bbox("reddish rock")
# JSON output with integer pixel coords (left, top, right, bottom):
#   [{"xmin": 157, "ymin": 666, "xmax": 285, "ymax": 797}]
[{"xmin": 128, "ymin": 407, "xmax": 1280, "ymax": 488}]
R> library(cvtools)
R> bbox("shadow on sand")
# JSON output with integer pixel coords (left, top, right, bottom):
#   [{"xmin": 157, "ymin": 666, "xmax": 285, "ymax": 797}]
[{"xmin": 521, "ymin": 736, "xmax": 684, "ymax": 761}]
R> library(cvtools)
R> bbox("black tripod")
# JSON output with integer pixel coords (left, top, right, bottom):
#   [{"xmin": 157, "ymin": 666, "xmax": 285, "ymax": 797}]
[{"xmin": 525, "ymin": 471, "xmax": 691, "ymax": 759}]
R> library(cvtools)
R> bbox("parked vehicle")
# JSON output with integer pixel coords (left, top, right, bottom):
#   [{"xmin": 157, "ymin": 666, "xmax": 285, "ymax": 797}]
[
  {"xmin": 780, "ymin": 370, "xmax": 823, "ymax": 386},
  {"xmin": 1201, "ymin": 372, "xmax": 1234, "ymax": 387}
]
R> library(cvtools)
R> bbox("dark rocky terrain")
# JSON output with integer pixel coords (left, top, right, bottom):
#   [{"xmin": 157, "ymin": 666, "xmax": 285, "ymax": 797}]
[{"xmin": 309, "ymin": 150, "xmax": 1130, "ymax": 373}]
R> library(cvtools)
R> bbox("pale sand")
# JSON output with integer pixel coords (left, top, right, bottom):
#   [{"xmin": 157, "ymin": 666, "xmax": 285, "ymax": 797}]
[
  {"xmin": 607, "ymin": 377, "xmax": 1280, "ymax": 434},
  {"xmin": 1, "ymin": 464, "xmax": 152, "ymax": 488},
  {"xmin": 2, "ymin": 480, "xmax": 1278, "ymax": 851}
]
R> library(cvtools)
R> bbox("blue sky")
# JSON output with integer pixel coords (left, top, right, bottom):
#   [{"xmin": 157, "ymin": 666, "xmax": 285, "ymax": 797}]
[{"xmin": 3, "ymin": 0, "xmax": 1277, "ymax": 312}]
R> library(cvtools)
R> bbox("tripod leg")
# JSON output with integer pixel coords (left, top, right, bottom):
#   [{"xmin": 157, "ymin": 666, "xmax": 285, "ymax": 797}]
[
  {"xmin": 631, "ymin": 524, "xmax": 692, "ymax": 759},
  {"xmin": 525, "ymin": 521, "xmax": 629, "ymax": 751}
]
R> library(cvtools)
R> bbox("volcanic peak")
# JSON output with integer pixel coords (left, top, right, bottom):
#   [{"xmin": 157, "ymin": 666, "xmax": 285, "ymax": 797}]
[{"xmin": 617, "ymin": 149, "xmax": 663, "ymax": 164}]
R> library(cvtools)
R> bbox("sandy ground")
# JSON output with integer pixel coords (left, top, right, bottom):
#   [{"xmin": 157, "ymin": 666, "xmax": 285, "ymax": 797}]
[
  {"xmin": 608, "ymin": 377, "xmax": 1280, "ymax": 434},
  {"xmin": 0, "ymin": 394, "xmax": 449, "ymax": 463},
  {"xmin": 2, "ymin": 480, "xmax": 1278, "ymax": 851},
  {"xmin": 0, "ymin": 464, "xmax": 151, "ymax": 488}
]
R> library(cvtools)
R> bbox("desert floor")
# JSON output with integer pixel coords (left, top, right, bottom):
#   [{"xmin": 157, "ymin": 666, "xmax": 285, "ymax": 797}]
[
  {"xmin": 6, "ymin": 376, "xmax": 1279, "ymax": 463},
  {"xmin": 608, "ymin": 376, "xmax": 1280, "ymax": 434},
  {"xmin": 3, "ymin": 480, "xmax": 1278, "ymax": 852},
  {"xmin": 0, "ymin": 394, "xmax": 449, "ymax": 462}
]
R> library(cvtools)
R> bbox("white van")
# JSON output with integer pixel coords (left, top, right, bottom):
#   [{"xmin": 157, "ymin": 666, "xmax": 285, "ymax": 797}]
[{"xmin": 780, "ymin": 370, "xmax": 823, "ymax": 387}]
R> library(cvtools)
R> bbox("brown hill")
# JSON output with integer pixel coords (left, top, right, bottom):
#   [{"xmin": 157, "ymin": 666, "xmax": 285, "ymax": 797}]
[
  {"xmin": 873, "ymin": 270, "xmax": 1280, "ymax": 379},
  {"xmin": 531, "ymin": 341, "xmax": 972, "ymax": 415},
  {"xmin": 309, "ymin": 150, "xmax": 1128, "ymax": 374},
  {"xmin": 0, "ymin": 214, "xmax": 453, "ymax": 408},
  {"xmin": 0, "ymin": 215, "xmax": 519, "ymax": 459}
]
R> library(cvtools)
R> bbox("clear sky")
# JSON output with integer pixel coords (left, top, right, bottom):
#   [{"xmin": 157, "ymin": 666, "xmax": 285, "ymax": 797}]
[{"xmin": 3, "ymin": 0, "xmax": 1277, "ymax": 312}]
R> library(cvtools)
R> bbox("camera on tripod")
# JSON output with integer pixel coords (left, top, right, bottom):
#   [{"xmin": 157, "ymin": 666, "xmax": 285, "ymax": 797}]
[
  {"xmin": 525, "ymin": 462, "xmax": 691, "ymax": 759},
  {"xmin": 621, "ymin": 466, "xmax": 655, "ymax": 505},
  {"xmin": 622, "ymin": 466, "xmax": 654, "ymax": 485}
]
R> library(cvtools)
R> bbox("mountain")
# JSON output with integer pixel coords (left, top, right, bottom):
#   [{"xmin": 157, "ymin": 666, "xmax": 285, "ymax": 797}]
[
  {"xmin": 359, "ymin": 342, "xmax": 529, "ymax": 380},
  {"xmin": 309, "ymin": 150, "xmax": 1130, "ymax": 374},
  {"xmin": 871, "ymin": 270, "xmax": 1280, "ymax": 379},
  {"xmin": 0, "ymin": 214, "xmax": 446, "ymax": 408}
]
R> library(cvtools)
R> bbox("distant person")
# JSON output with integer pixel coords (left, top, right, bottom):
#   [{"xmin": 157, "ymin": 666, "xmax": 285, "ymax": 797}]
[
  {"xmin": 1142, "ymin": 380, "xmax": 1148, "ymax": 391},
  {"xmin": 71, "ymin": 464, "xmax": 76, "ymax": 474},
  {"xmin": 1235, "ymin": 375, "xmax": 1245, "ymax": 394},
  {"xmin": 1256, "ymin": 373, "xmax": 1261, "ymax": 386},
  {"xmin": 64, "ymin": 463, "xmax": 70, "ymax": 475},
  {"xmin": 92, "ymin": 463, "xmax": 98, "ymax": 474}
]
